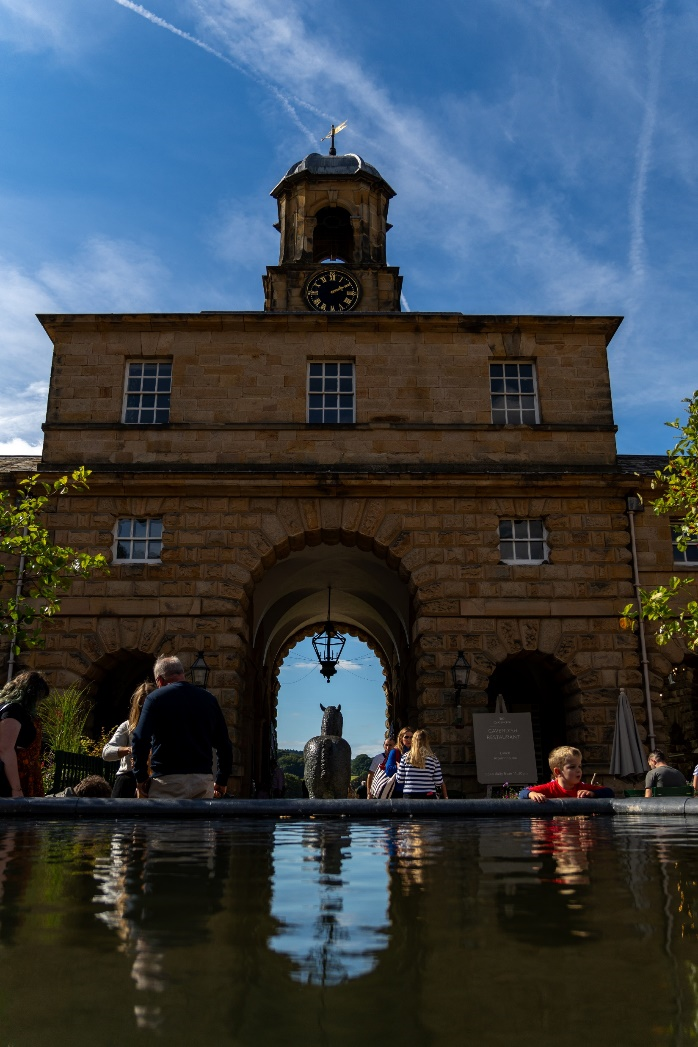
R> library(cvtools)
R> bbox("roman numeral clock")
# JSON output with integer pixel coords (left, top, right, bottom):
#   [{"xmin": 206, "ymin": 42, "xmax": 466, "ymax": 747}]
[
  {"xmin": 304, "ymin": 269, "xmax": 361, "ymax": 313},
  {"xmin": 262, "ymin": 124, "xmax": 403, "ymax": 314}
]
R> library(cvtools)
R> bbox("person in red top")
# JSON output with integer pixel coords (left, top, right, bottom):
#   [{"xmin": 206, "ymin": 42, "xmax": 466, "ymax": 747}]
[{"xmin": 527, "ymin": 745, "xmax": 613, "ymax": 802}]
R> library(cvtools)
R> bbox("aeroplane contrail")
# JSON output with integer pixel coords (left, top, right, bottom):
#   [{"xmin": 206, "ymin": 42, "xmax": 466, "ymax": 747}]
[
  {"xmin": 628, "ymin": 0, "xmax": 665, "ymax": 283},
  {"xmin": 110, "ymin": 0, "xmax": 316, "ymax": 141}
]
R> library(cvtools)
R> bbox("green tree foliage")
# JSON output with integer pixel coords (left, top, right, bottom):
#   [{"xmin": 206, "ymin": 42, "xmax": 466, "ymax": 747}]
[
  {"xmin": 350, "ymin": 753, "xmax": 373, "ymax": 778},
  {"xmin": 0, "ymin": 468, "xmax": 108, "ymax": 654},
  {"xmin": 622, "ymin": 390, "xmax": 698, "ymax": 649},
  {"xmin": 277, "ymin": 749, "xmax": 304, "ymax": 777},
  {"xmin": 283, "ymin": 772, "xmax": 305, "ymax": 798}
]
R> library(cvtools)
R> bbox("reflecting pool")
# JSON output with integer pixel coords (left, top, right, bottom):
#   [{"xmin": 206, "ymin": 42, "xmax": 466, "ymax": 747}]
[{"xmin": 0, "ymin": 816, "xmax": 697, "ymax": 1046}]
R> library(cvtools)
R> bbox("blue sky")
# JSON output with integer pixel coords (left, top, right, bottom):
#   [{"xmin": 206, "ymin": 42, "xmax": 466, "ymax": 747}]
[
  {"xmin": 277, "ymin": 636, "xmax": 385, "ymax": 757},
  {"xmin": 0, "ymin": 0, "xmax": 695, "ymax": 456},
  {"xmin": 0, "ymin": 0, "xmax": 696, "ymax": 753}
]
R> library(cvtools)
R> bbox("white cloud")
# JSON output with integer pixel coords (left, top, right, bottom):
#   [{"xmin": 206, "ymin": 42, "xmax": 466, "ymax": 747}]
[
  {"xmin": 628, "ymin": 0, "xmax": 666, "ymax": 284},
  {"xmin": 0, "ymin": 437, "xmax": 42, "ymax": 455},
  {"xmin": 184, "ymin": 0, "xmax": 628, "ymax": 312},
  {"xmin": 0, "ymin": 0, "xmax": 107, "ymax": 55},
  {"xmin": 2, "ymin": 0, "xmax": 696, "ymax": 442},
  {"xmin": 110, "ymin": 0, "xmax": 318, "ymax": 141},
  {"xmin": 352, "ymin": 742, "xmax": 386, "ymax": 757},
  {"xmin": 209, "ymin": 204, "xmax": 278, "ymax": 269},
  {"xmin": 0, "ymin": 382, "xmax": 48, "ymax": 448},
  {"xmin": 0, "ymin": 239, "xmax": 169, "ymax": 445},
  {"xmin": 38, "ymin": 237, "xmax": 167, "ymax": 313},
  {"xmin": 337, "ymin": 660, "xmax": 364, "ymax": 672}
]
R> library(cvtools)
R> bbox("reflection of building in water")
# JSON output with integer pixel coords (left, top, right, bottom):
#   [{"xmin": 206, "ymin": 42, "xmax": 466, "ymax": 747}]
[
  {"xmin": 387, "ymin": 823, "xmax": 444, "ymax": 892},
  {"xmin": 270, "ymin": 822, "xmax": 389, "ymax": 986},
  {"xmin": 529, "ymin": 816, "xmax": 594, "ymax": 886},
  {"xmin": 486, "ymin": 816, "xmax": 600, "ymax": 946},
  {"xmin": 93, "ymin": 824, "xmax": 232, "ymax": 1030},
  {"xmin": 7, "ymin": 820, "xmax": 698, "ymax": 1045},
  {"xmin": 0, "ymin": 828, "xmax": 24, "ymax": 944}
]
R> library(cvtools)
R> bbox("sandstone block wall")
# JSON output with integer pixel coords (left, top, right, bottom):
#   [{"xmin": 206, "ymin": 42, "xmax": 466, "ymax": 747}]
[
  {"xmin": 11, "ymin": 468, "xmax": 668, "ymax": 794},
  {"xmin": 40, "ymin": 313, "xmax": 619, "ymax": 468}
]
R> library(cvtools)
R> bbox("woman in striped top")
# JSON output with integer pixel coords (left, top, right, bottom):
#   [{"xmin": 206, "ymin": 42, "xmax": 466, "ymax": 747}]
[{"xmin": 395, "ymin": 729, "xmax": 448, "ymax": 799}]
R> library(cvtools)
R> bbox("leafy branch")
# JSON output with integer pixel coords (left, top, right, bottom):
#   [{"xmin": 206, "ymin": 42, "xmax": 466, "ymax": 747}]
[
  {"xmin": 621, "ymin": 390, "xmax": 698, "ymax": 650},
  {"xmin": 0, "ymin": 467, "xmax": 108, "ymax": 654}
]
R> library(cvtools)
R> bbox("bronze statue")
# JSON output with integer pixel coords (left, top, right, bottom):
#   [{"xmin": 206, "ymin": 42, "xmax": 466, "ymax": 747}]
[{"xmin": 303, "ymin": 704, "xmax": 351, "ymax": 799}]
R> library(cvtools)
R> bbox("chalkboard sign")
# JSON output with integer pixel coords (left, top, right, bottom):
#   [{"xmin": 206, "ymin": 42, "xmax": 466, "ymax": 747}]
[{"xmin": 472, "ymin": 712, "xmax": 538, "ymax": 784}]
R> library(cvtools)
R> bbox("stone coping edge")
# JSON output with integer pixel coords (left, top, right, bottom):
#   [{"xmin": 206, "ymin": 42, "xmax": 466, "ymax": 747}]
[{"xmin": 0, "ymin": 796, "xmax": 694, "ymax": 819}]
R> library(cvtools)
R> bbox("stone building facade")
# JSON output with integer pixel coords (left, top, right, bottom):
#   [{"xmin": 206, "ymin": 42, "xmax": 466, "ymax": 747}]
[{"xmin": 1, "ymin": 150, "xmax": 696, "ymax": 794}]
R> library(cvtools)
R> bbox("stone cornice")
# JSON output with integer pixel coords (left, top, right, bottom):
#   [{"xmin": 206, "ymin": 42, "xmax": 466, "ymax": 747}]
[
  {"xmin": 42, "ymin": 421, "xmax": 618, "ymax": 433},
  {"xmin": 36, "ymin": 311, "xmax": 624, "ymax": 344}
]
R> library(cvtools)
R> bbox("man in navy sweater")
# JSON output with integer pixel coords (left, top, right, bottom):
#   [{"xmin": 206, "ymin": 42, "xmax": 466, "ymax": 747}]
[{"xmin": 132, "ymin": 655, "xmax": 233, "ymax": 799}]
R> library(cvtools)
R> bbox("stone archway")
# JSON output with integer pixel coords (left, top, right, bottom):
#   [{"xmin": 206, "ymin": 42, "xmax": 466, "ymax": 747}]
[
  {"xmin": 487, "ymin": 650, "xmax": 579, "ymax": 780},
  {"xmin": 654, "ymin": 652, "xmax": 698, "ymax": 778},
  {"xmin": 82, "ymin": 648, "xmax": 155, "ymax": 737},
  {"xmin": 242, "ymin": 542, "xmax": 415, "ymax": 796}
]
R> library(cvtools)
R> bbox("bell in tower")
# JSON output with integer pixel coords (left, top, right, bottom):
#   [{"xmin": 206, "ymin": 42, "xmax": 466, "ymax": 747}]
[{"xmin": 263, "ymin": 142, "xmax": 402, "ymax": 313}]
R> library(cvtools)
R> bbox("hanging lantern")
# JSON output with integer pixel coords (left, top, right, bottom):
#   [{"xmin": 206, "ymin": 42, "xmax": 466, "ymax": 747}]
[{"xmin": 312, "ymin": 586, "xmax": 346, "ymax": 683}]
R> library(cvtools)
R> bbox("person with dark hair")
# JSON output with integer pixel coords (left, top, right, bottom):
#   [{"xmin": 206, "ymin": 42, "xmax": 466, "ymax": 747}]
[
  {"xmin": 0, "ymin": 671, "xmax": 49, "ymax": 798},
  {"xmin": 52, "ymin": 775, "xmax": 112, "ymax": 798},
  {"xmin": 645, "ymin": 749, "xmax": 687, "ymax": 797},
  {"xmin": 103, "ymin": 681, "xmax": 155, "ymax": 798},
  {"xmin": 270, "ymin": 760, "xmax": 285, "ymax": 799},
  {"xmin": 366, "ymin": 737, "xmax": 395, "ymax": 798},
  {"xmin": 74, "ymin": 775, "xmax": 112, "ymax": 798}
]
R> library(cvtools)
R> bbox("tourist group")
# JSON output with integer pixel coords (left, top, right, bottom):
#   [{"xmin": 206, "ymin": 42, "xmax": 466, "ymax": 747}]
[{"xmin": 0, "ymin": 664, "xmax": 692, "ymax": 801}]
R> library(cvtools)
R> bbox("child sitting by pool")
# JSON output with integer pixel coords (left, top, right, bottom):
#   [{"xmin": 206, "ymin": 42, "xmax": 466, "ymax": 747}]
[{"xmin": 524, "ymin": 746, "xmax": 614, "ymax": 802}]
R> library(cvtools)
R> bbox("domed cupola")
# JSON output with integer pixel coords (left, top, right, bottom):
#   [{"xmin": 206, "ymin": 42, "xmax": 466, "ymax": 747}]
[{"xmin": 263, "ymin": 145, "xmax": 402, "ymax": 313}]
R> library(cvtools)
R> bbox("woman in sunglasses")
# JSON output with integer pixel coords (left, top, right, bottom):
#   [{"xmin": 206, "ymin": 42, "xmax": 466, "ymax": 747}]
[{"xmin": 383, "ymin": 727, "xmax": 414, "ymax": 798}]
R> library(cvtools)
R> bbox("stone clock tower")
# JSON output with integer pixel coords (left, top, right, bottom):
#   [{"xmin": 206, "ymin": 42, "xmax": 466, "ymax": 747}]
[{"xmin": 263, "ymin": 151, "xmax": 403, "ymax": 312}]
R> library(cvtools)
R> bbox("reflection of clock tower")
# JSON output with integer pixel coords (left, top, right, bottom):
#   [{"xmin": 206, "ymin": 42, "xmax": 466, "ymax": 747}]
[{"xmin": 263, "ymin": 151, "xmax": 402, "ymax": 312}]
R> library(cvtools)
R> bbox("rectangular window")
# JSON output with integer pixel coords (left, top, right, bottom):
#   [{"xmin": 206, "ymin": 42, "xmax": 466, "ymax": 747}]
[
  {"xmin": 490, "ymin": 362, "xmax": 539, "ymax": 425},
  {"xmin": 672, "ymin": 526, "xmax": 698, "ymax": 565},
  {"xmin": 499, "ymin": 519, "xmax": 548, "ymax": 564},
  {"xmin": 307, "ymin": 361, "xmax": 355, "ymax": 424},
  {"xmin": 123, "ymin": 361, "xmax": 172, "ymax": 424},
  {"xmin": 114, "ymin": 518, "xmax": 163, "ymax": 563}
]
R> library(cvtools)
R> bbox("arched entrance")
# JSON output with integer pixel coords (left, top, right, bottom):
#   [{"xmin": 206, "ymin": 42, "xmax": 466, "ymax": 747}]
[
  {"xmin": 83, "ymin": 649, "xmax": 155, "ymax": 737},
  {"xmin": 245, "ymin": 544, "xmax": 414, "ymax": 796},
  {"xmin": 660, "ymin": 655, "xmax": 698, "ymax": 779},
  {"xmin": 488, "ymin": 651, "xmax": 576, "ymax": 781}
]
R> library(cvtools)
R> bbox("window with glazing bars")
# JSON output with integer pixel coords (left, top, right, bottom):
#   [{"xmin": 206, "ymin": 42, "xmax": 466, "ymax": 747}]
[
  {"xmin": 307, "ymin": 361, "xmax": 355, "ymax": 423},
  {"xmin": 114, "ymin": 519, "xmax": 163, "ymax": 562},
  {"xmin": 672, "ymin": 526, "xmax": 698, "ymax": 564},
  {"xmin": 123, "ymin": 361, "xmax": 172, "ymax": 424},
  {"xmin": 499, "ymin": 519, "xmax": 548, "ymax": 564},
  {"xmin": 490, "ymin": 363, "xmax": 539, "ymax": 425}
]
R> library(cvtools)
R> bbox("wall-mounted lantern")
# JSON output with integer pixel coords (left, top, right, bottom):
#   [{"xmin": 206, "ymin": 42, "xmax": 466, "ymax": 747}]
[
  {"xmin": 451, "ymin": 651, "xmax": 471, "ymax": 729},
  {"xmin": 190, "ymin": 651, "xmax": 211, "ymax": 689}
]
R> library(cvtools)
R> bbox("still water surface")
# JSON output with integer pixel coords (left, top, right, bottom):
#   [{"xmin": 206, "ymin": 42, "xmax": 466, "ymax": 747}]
[{"xmin": 0, "ymin": 816, "xmax": 696, "ymax": 1046}]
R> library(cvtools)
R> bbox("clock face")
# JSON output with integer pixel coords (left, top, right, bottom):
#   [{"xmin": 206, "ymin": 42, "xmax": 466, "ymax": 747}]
[{"xmin": 304, "ymin": 269, "xmax": 361, "ymax": 313}]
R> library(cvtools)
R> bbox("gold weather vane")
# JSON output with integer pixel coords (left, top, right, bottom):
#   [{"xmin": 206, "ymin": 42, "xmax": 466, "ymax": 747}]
[{"xmin": 321, "ymin": 121, "xmax": 347, "ymax": 156}]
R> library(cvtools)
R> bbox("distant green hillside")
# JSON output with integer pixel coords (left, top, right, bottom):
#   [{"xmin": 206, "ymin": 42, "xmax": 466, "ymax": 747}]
[
  {"xmin": 277, "ymin": 749, "xmax": 304, "ymax": 777},
  {"xmin": 277, "ymin": 749, "xmax": 374, "ymax": 780}
]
